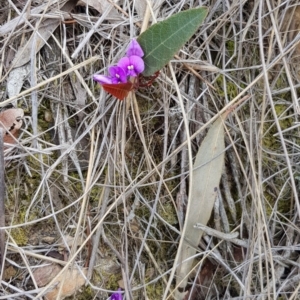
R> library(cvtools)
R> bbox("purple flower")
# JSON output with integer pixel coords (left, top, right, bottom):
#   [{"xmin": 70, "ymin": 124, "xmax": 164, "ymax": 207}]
[
  {"xmin": 93, "ymin": 39, "xmax": 145, "ymax": 88},
  {"xmin": 118, "ymin": 55, "xmax": 144, "ymax": 77},
  {"xmin": 110, "ymin": 288, "xmax": 122, "ymax": 300},
  {"xmin": 126, "ymin": 39, "xmax": 144, "ymax": 57},
  {"xmin": 108, "ymin": 66, "xmax": 127, "ymax": 83},
  {"xmin": 93, "ymin": 74, "xmax": 113, "ymax": 84},
  {"xmin": 93, "ymin": 66, "xmax": 127, "ymax": 85}
]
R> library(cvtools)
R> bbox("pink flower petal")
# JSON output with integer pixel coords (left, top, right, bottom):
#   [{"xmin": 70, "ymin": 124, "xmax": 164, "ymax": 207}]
[
  {"xmin": 108, "ymin": 66, "xmax": 127, "ymax": 83},
  {"xmin": 93, "ymin": 74, "xmax": 113, "ymax": 84},
  {"xmin": 118, "ymin": 56, "xmax": 144, "ymax": 77},
  {"xmin": 129, "ymin": 56, "xmax": 144, "ymax": 75},
  {"xmin": 126, "ymin": 39, "xmax": 144, "ymax": 57},
  {"xmin": 117, "ymin": 57, "xmax": 130, "ymax": 72}
]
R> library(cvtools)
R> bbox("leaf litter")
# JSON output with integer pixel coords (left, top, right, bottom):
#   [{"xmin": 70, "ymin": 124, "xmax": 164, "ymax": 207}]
[{"xmin": 1, "ymin": 1, "xmax": 300, "ymax": 300}]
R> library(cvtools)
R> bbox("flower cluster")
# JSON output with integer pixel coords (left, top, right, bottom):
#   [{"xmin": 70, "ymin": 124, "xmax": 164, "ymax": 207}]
[{"xmin": 93, "ymin": 39, "xmax": 144, "ymax": 85}]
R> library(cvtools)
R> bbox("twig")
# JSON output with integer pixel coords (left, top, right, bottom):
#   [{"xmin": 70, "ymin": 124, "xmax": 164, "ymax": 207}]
[
  {"xmin": 0, "ymin": 128, "xmax": 5, "ymax": 271},
  {"xmin": 193, "ymin": 223, "xmax": 238, "ymax": 241}
]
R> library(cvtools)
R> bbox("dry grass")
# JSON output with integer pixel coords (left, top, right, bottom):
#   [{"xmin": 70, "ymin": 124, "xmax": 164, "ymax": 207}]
[{"xmin": 1, "ymin": 0, "xmax": 300, "ymax": 299}]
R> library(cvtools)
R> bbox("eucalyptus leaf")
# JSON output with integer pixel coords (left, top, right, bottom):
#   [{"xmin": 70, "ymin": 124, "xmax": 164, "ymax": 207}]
[
  {"xmin": 175, "ymin": 113, "xmax": 228, "ymax": 299},
  {"xmin": 137, "ymin": 7, "xmax": 208, "ymax": 76}
]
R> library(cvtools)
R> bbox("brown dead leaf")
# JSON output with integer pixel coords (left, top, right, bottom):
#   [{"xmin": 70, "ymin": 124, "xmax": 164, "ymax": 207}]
[
  {"xmin": 184, "ymin": 260, "xmax": 217, "ymax": 300},
  {"xmin": 145, "ymin": 267, "xmax": 155, "ymax": 280},
  {"xmin": 3, "ymin": 265, "xmax": 17, "ymax": 280},
  {"xmin": 46, "ymin": 251, "xmax": 64, "ymax": 261},
  {"xmin": 129, "ymin": 219, "xmax": 140, "ymax": 235},
  {"xmin": 44, "ymin": 268, "xmax": 87, "ymax": 300},
  {"xmin": 33, "ymin": 264, "xmax": 62, "ymax": 287},
  {"xmin": 118, "ymin": 279, "xmax": 125, "ymax": 289},
  {"xmin": 33, "ymin": 264, "xmax": 87, "ymax": 300},
  {"xmin": 42, "ymin": 236, "xmax": 56, "ymax": 244},
  {"xmin": 57, "ymin": 234, "xmax": 85, "ymax": 250},
  {"xmin": 233, "ymin": 245, "xmax": 245, "ymax": 263},
  {"xmin": 0, "ymin": 108, "xmax": 24, "ymax": 144}
]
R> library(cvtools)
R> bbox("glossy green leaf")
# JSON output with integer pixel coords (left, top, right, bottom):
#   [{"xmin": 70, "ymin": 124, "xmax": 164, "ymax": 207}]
[
  {"xmin": 137, "ymin": 7, "xmax": 208, "ymax": 76},
  {"xmin": 175, "ymin": 113, "xmax": 227, "ymax": 299}
]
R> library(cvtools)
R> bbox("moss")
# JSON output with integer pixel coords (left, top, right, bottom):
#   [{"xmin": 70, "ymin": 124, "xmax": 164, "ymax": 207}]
[
  {"xmin": 261, "ymin": 98, "xmax": 294, "ymax": 216},
  {"xmin": 146, "ymin": 283, "xmax": 164, "ymax": 299},
  {"xmin": 10, "ymin": 227, "xmax": 28, "ymax": 246},
  {"xmin": 88, "ymin": 185, "xmax": 104, "ymax": 205},
  {"xmin": 69, "ymin": 285, "xmax": 94, "ymax": 300},
  {"xmin": 158, "ymin": 201, "xmax": 177, "ymax": 225},
  {"xmin": 68, "ymin": 117, "xmax": 76, "ymax": 127},
  {"xmin": 263, "ymin": 179, "xmax": 292, "ymax": 218},
  {"xmin": 226, "ymin": 40, "xmax": 235, "ymax": 57},
  {"xmin": 262, "ymin": 104, "xmax": 293, "ymax": 150},
  {"xmin": 7, "ymin": 201, "xmax": 39, "ymax": 246},
  {"xmin": 105, "ymin": 273, "xmax": 122, "ymax": 291},
  {"xmin": 274, "ymin": 104, "xmax": 293, "ymax": 129},
  {"xmin": 215, "ymin": 75, "xmax": 242, "ymax": 100}
]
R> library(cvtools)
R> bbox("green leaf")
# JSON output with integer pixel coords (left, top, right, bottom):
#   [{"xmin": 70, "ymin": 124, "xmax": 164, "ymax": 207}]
[
  {"xmin": 175, "ymin": 113, "xmax": 227, "ymax": 299},
  {"xmin": 137, "ymin": 7, "xmax": 208, "ymax": 76}
]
